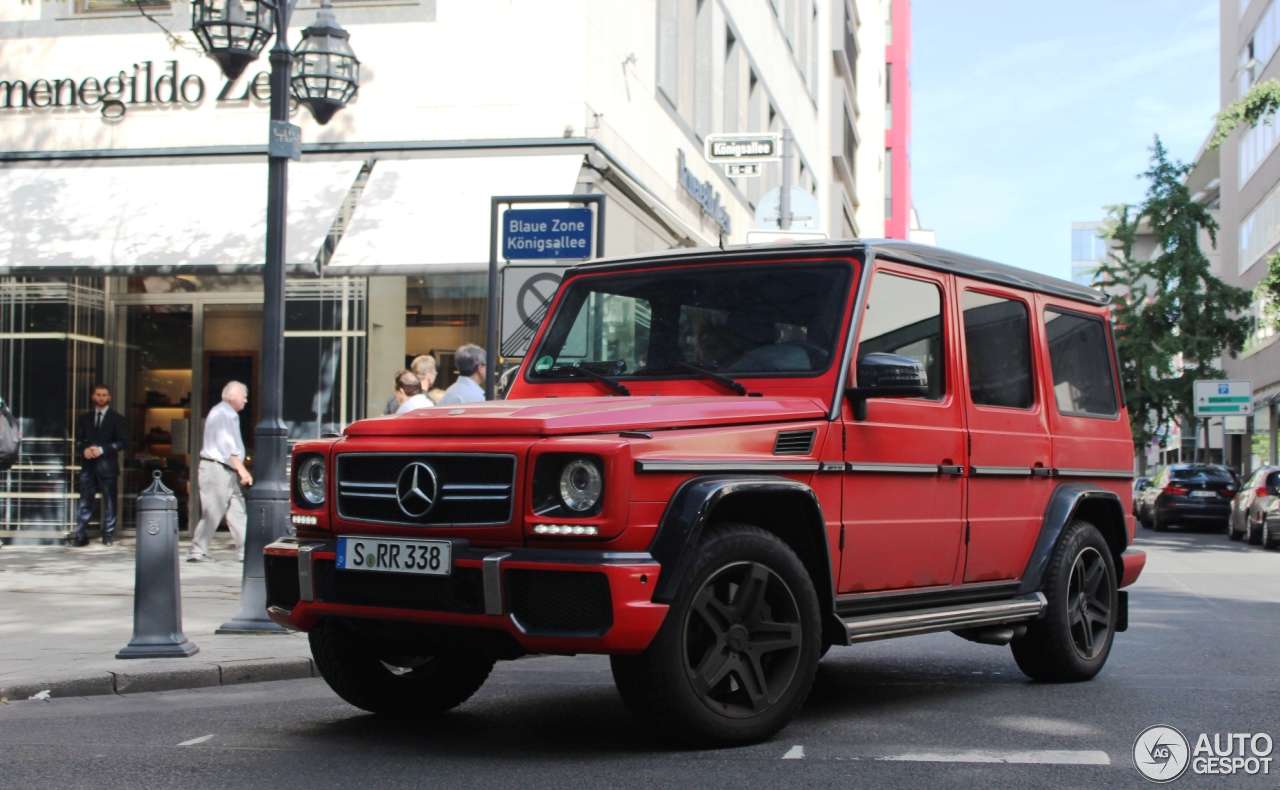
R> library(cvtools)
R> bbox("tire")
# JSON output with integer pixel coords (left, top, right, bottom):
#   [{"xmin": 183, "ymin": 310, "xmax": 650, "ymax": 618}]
[
  {"xmin": 1263, "ymin": 519, "xmax": 1279, "ymax": 550},
  {"xmin": 1153, "ymin": 512, "xmax": 1168, "ymax": 532},
  {"xmin": 1139, "ymin": 508, "xmax": 1153, "ymax": 530},
  {"xmin": 309, "ymin": 618, "xmax": 495, "ymax": 716},
  {"xmin": 1247, "ymin": 518, "xmax": 1264, "ymax": 545},
  {"xmin": 610, "ymin": 524, "xmax": 822, "ymax": 747},
  {"xmin": 1011, "ymin": 520, "xmax": 1117, "ymax": 683},
  {"xmin": 1228, "ymin": 515, "xmax": 1245, "ymax": 541}
]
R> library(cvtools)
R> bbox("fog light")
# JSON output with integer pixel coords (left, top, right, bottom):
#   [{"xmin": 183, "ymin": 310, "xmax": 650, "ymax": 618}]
[
  {"xmin": 532, "ymin": 524, "xmax": 599, "ymax": 536},
  {"xmin": 291, "ymin": 514, "xmax": 318, "ymax": 526}
]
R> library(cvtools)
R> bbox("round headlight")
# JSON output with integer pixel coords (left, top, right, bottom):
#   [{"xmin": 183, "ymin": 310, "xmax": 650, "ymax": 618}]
[
  {"xmin": 558, "ymin": 458, "xmax": 603, "ymax": 513},
  {"xmin": 297, "ymin": 456, "xmax": 326, "ymax": 506}
]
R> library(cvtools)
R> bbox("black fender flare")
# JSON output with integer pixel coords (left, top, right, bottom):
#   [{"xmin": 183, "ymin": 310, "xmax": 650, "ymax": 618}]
[
  {"xmin": 647, "ymin": 475, "xmax": 834, "ymax": 609},
  {"xmin": 1018, "ymin": 482, "xmax": 1127, "ymax": 595}
]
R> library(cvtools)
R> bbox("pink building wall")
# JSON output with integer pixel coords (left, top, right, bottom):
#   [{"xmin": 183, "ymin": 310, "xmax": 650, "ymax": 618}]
[{"xmin": 885, "ymin": 0, "xmax": 911, "ymax": 239}]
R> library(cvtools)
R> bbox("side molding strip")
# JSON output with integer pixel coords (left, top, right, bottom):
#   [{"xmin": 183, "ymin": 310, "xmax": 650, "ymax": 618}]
[
  {"xmin": 1053, "ymin": 468, "xmax": 1135, "ymax": 480},
  {"xmin": 635, "ymin": 460, "xmax": 821, "ymax": 474},
  {"xmin": 846, "ymin": 462, "xmax": 940, "ymax": 474},
  {"xmin": 971, "ymin": 466, "xmax": 1035, "ymax": 477}
]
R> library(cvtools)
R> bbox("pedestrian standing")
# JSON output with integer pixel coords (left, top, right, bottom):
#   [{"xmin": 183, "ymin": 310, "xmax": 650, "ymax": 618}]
[
  {"xmin": 437, "ymin": 344, "xmax": 488, "ymax": 405},
  {"xmin": 394, "ymin": 369, "xmax": 433, "ymax": 413},
  {"xmin": 71, "ymin": 384, "xmax": 127, "ymax": 547},
  {"xmin": 189, "ymin": 381, "xmax": 252, "ymax": 563},
  {"xmin": 383, "ymin": 354, "xmax": 439, "ymax": 414}
]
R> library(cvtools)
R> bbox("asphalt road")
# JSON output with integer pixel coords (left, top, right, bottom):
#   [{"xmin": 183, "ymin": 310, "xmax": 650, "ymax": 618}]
[{"xmin": 2, "ymin": 526, "xmax": 1278, "ymax": 789}]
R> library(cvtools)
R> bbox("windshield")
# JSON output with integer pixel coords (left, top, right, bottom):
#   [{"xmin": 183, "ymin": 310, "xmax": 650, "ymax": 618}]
[
  {"xmin": 527, "ymin": 262, "xmax": 853, "ymax": 378},
  {"xmin": 1170, "ymin": 467, "xmax": 1234, "ymax": 483}
]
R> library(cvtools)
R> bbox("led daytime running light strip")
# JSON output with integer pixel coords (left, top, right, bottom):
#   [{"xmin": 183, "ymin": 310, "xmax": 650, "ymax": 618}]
[
  {"xmin": 532, "ymin": 524, "xmax": 598, "ymax": 536},
  {"xmin": 291, "ymin": 514, "xmax": 318, "ymax": 525}
]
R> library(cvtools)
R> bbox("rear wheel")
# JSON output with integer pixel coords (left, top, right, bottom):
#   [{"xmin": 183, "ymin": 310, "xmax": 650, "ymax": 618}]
[
  {"xmin": 1153, "ymin": 512, "xmax": 1168, "ymax": 532},
  {"xmin": 1247, "ymin": 518, "xmax": 1264, "ymax": 545},
  {"xmin": 309, "ymin": 618, "xmax": 495, "ymax": 716},
  {"xmin": 1011, "ymin": 520, "xmax": 1117, "ymax": 683},
  {"xmin": 611, "ymin": 524, "xmax": 822, "ymax": 746},
  {"xmin": 1228, "ymin": 515, "xmax": 1245, "ymax": 541},
  {"xmin": 1263, "ymin": 519, "xmax": 1279, "ymax": 550}
]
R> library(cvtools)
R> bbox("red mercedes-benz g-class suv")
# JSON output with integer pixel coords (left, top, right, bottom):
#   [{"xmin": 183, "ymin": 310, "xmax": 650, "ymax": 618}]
[{"xmin": 267, "ymin": 240, "xmax": 1145, "ymax": 745}]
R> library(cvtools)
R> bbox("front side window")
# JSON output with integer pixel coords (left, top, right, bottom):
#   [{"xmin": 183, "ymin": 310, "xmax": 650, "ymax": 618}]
[
  {"xmin": 856, "ymin": 272, "xmax": 944, "ymax": 400},
  {"xmin": 1044, "ymin": 308, "xmax": 1118, "ymax": 418},
  {"xmin": 529, "ymin": 263, "xmax": 851, "ymax": 378},
  {"xmin": 962, "ymin": 291, "xmax": 1034, "ymax": 409}
]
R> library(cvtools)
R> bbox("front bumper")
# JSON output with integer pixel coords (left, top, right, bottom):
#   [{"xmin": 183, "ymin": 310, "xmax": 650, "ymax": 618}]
[{"xmin": 263, "ymin": 538, "xmax": 668, "ymax": 655}]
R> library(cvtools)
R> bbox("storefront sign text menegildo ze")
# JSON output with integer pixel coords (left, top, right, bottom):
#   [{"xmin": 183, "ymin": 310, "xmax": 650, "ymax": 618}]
[{"xmin": 0, "ymin": 60, "xmax": 273, "ymax": 120}]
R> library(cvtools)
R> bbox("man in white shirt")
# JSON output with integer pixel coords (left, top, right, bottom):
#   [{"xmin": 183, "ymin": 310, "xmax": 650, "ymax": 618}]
[
  {"xmin": 189, "ymin": 381, "xmax": 252, "ymax": 562},
  {"xmin": 394, "ymin": 369, "xmax": 433, "ymax": 413},
  {"xmin": 438, "ymin": 344, "xmax": 487, "ymax": 405}
]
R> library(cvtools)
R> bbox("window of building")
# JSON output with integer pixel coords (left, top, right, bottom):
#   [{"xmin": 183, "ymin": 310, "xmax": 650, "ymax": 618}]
[
  {"xmin": 76, "ymin": 0, "xmax": 167, "ymax": 12},
  {"xmin": 962, "ymin": 291, "xmax": 1034, "ymax": 410},
  {"xmin": 693, "ymin": 0, "xmax": 713, "ymax": 138},
  {"xmin": 885, "ymin": 0, "xmax": 893, "ymax": 45},
  {"xmin": 656, "ymin": 0, "xmax": 680, "ymax": 106},
  {"xmin": 1043, "ymin": 309, "xmax": 1118, "ymax": 418},
  {"xmin": 885, "ymin": 63, "xmax": 893, "ymax": 129},
  {"xmin": 1071, "ymin": 228, "xmax": 1107, "ymax": 262},
  {"xmin": 857, "ymin": 273, "xmax": 945, "ymax": 400},
  {"xmin": 1240, "ymin": 111, "xmax": 1280, "ymax": 184},
  {"xmin": 884, "ymin": 149, "xmax": 893, "ymax": 218},
  {"xmin": 842, "ymin": 106, "xmax": 857, "ymax": 178},
  {"xmin": 724, "ymin": 30, "xmax": 740, "ymax": 133},
  {"xmin": 1239, "ymin": 180, "xmax": 1280, "ymax": 273}
]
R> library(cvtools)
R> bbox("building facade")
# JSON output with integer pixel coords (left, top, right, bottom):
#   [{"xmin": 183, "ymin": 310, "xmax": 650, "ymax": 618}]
[
  {"xmin": 882, "ymin": 0, "xmax": 909, "ymax": 238},
  {"xmin": 0, "ymin": 0, "xmax": 890, "ymax": 542},
  {"xmin": 1215, "ymin": 0, "xmax": 1279, "ymax": 468}
]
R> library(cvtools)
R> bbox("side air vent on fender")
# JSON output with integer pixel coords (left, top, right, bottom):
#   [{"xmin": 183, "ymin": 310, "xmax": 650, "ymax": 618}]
[{"xmin": 773, "ymin": 429, "xmax": 816, "ymax": 456}]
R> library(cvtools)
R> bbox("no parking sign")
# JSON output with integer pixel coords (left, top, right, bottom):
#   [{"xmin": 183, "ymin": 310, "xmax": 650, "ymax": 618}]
[{"xmin": 501, "ymin": 267, "xmax": 564, "ymax": 357}]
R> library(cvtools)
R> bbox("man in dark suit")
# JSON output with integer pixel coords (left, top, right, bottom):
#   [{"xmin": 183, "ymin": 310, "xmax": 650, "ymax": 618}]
[{"xmin": 72, "ymin": 384, "xmax": 127, "ymax": 547}]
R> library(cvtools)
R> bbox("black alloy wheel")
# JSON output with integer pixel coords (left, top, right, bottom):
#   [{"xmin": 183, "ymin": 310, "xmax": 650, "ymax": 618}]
[
  {"xmin": 1066, "ymin": 547, "xmax": 1113, "ymax": 661},
  {"xmin": 610, "ymin": 524, "xmax": 821, "ymax": 746},
  {"xmin": 682, "ymin": 561, "xmax": 803, "ymax": 718}
]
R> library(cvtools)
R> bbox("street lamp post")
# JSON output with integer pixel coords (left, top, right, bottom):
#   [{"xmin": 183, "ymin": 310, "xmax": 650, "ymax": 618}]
[{"xmin": 191, "ymin": 0, "xmax": 358, "ymax": 633}]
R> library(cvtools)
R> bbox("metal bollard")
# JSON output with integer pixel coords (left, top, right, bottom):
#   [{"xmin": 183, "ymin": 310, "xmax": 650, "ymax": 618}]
[{"xmin": 116, "ymin": 471, "xmax": 199, "ymax": 659}]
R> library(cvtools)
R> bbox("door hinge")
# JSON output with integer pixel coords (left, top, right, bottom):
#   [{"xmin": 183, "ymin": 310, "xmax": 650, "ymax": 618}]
[
  {"xmin": 965, "ymin": 522, "xmax": 971, "ymax": 544},
  {"xmin": 841, "ymin": 424, "xmax": 847, "ymax": 452},
  {"xmin": 839, "ymin": 524, "xmax": 846, "ymax": 551}
]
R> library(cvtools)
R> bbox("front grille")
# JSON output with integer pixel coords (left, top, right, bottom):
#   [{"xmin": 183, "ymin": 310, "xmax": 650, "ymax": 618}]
[
  {"xmin": 336, "ymin": 453, "xmax": 516, "ymax": 527},
  {"xmin": 505, "ymin": 570, "xmax": 613, "ymax": 636},
  {"xmin": 773, "ymin": 429, "xmax": 817, "ymax": 455},
  {"xmin": 265, "ymin": 554, "xmax": 301, "ymax": 612},
  {"xmin": 312, "ymin": 559, "xmax": 485, "ymax": 614}
]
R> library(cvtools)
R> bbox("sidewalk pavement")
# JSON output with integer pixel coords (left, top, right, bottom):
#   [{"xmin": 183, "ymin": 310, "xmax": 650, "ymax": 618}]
[{"xmin": 0, "ymin": 535, "xmax": 315, "ymax": 702}]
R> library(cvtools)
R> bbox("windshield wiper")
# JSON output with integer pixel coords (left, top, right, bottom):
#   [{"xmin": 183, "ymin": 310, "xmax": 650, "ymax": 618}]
[
  {"xmin": 637, "ymin": 363, "xmax": 747, "ymax": 396},
  {"xmin": 543, "ymin": 365, "xmax": 631, "ymax": 396}
]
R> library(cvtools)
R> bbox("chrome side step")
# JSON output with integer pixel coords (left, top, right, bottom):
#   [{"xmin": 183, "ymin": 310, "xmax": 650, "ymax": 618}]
[{"xmin": 842, "ymin": 592, "xmax": 1047, "ymax": 644}]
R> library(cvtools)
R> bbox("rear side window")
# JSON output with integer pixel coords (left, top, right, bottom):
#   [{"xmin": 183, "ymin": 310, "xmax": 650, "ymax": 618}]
[
  {"xmin": 962, "ymin": 291, "xmax": 1034, "ymax": 409},
  {"xmin": 857, "ymin": 272, "xmax": 945, "ymax": 400},
  {"xmin": 1170, "ymin": 467, "xmax": 1234, "ymax": 483},
  {"xmin": 1043, "ymin": 308, "xmax": 1119, "ymax": 417}
]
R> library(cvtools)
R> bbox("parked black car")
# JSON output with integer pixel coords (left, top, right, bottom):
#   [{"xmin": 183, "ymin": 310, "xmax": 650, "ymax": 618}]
[
  {"xmin": 1137, "ymin": 464, "xmax": 1238, "ymax": 531},
  {"xmin": 1260, "ymin": 497, "xmax": 1280, "ymax": 550}
]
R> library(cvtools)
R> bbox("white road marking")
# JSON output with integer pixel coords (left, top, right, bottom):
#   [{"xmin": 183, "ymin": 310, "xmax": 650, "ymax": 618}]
[
  {"xmin": 177, "ymin": 735, "xmax": 216, "ymax": 747},
  {"xmin": 782, "ymin": 745, "xmax": 805, "ymax": 760},
  {"xmin": 878, "ymin": 750, "xmax": 1110, "ymax": 765}
]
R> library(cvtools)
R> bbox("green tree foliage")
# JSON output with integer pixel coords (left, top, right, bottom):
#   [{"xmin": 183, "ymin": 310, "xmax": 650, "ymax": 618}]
[
  {"xmin": 1096, "ymin": 138, "xmax": 1252, "ymax": 467},
  {"xmin": 1209, "ymin": 78, "xmax": 1280, "ymax": 151}
]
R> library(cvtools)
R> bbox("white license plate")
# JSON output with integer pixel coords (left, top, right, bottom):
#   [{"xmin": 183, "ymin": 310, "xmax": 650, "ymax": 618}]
[
  {"xmin": 336, "ymin": 537, "xmax": 451, "ymax": 576},
  {"xmin": 1190, "ymin": 490, "xmax": 1217, "ymax": 498}
]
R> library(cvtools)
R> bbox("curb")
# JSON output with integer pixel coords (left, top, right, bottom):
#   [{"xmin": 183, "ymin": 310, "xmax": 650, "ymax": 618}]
[{"xmin": 0, "ymin": 657, "xmax": 318, "ymax": 702}]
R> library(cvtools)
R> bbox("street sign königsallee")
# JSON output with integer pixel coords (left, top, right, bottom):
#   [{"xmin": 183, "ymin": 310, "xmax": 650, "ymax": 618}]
[
  {"xmin": 502, "ymin": 207, "xmax": 594, "ymax": 260},
  {"xmin": 1193, "ymin": 379, "xmax": 1253, "ymax": 416},
  {"xmin": 703, "ymin": 133, "xmax": 781, "ymax": 163}
]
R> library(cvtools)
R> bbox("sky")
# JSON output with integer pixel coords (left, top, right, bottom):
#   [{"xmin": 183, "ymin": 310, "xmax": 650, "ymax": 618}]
[{"xmin": 911, "ymin": 0, "xmax": 1221, "ymax": 280}]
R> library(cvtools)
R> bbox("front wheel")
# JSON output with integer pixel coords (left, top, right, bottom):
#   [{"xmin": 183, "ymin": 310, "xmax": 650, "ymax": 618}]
[
  {"xmin": 1228, "ymin": 516, "xmax": 1245, "ymax": 541},
  {"xmin": 309, "ymin": 618, "xmax": 495, "ymax": 716},
  {"xmin": 1011, "ymin": 520, "xmax": 1117, "ymax": 683},
  {"xmin": 610, "ymin": 525, "xmax": 822, "ymax": 747}
]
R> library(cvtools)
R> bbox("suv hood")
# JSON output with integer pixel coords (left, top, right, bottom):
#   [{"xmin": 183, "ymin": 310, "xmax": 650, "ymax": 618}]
[{"xmin": 343, "ymin": 396, "xmax": 828, "ymax": 437}]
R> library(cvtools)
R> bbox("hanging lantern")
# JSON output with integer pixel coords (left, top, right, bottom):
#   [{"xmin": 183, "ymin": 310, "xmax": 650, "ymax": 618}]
[
  {"xmin": 291, "ymin": 3, "xmax": 360, "ymax": 125},
  {"xmin": 191, "ymin": 0, "xmax": 274, "ymax": 82}
]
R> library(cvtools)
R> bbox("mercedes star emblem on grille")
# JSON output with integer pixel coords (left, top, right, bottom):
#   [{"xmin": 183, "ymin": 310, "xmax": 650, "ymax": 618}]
[{"xmin": 395, "ymin": 461, "xmax": 439, "ymax": 518}]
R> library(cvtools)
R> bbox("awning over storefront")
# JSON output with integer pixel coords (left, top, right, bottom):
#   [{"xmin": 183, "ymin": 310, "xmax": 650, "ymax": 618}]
[
  {"xmin": 0, "ymin": 159, "xmax": 362, "ymax": 271},
  {"xmin": 325, "ymin": 154, "xmax": 585, "ymax": 270}
]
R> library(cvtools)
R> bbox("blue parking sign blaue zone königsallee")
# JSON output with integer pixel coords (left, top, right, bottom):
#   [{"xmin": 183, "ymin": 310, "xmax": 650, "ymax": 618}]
[{"xmin": 502, "ymin": 208, "xmax": 594, "ymax": 260}]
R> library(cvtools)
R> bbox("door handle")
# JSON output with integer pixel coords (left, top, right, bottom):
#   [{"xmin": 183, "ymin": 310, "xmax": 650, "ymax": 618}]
[
  {"xmin": 1031, "ymin": 466, "xmax": 1052, "ymax": 477},
  {"xmin": 938, "ymin": 464, "xmax": 964, "ymax": 476}
]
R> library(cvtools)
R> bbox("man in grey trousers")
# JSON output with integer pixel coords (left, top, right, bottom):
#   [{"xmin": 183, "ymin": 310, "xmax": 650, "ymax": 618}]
[{"xmin": 188, "ymin": 381, "xmax": 253, "ymax": 562}]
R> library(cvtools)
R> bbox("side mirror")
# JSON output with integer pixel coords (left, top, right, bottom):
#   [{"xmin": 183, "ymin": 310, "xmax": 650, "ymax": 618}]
[
  {"xmin": 846, "ymin": 353, "xmax": 930, "ymax": 421},
  {"xmin": 1137, "ymin": 480, "xmax": 1152, "ymax": 491}
]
